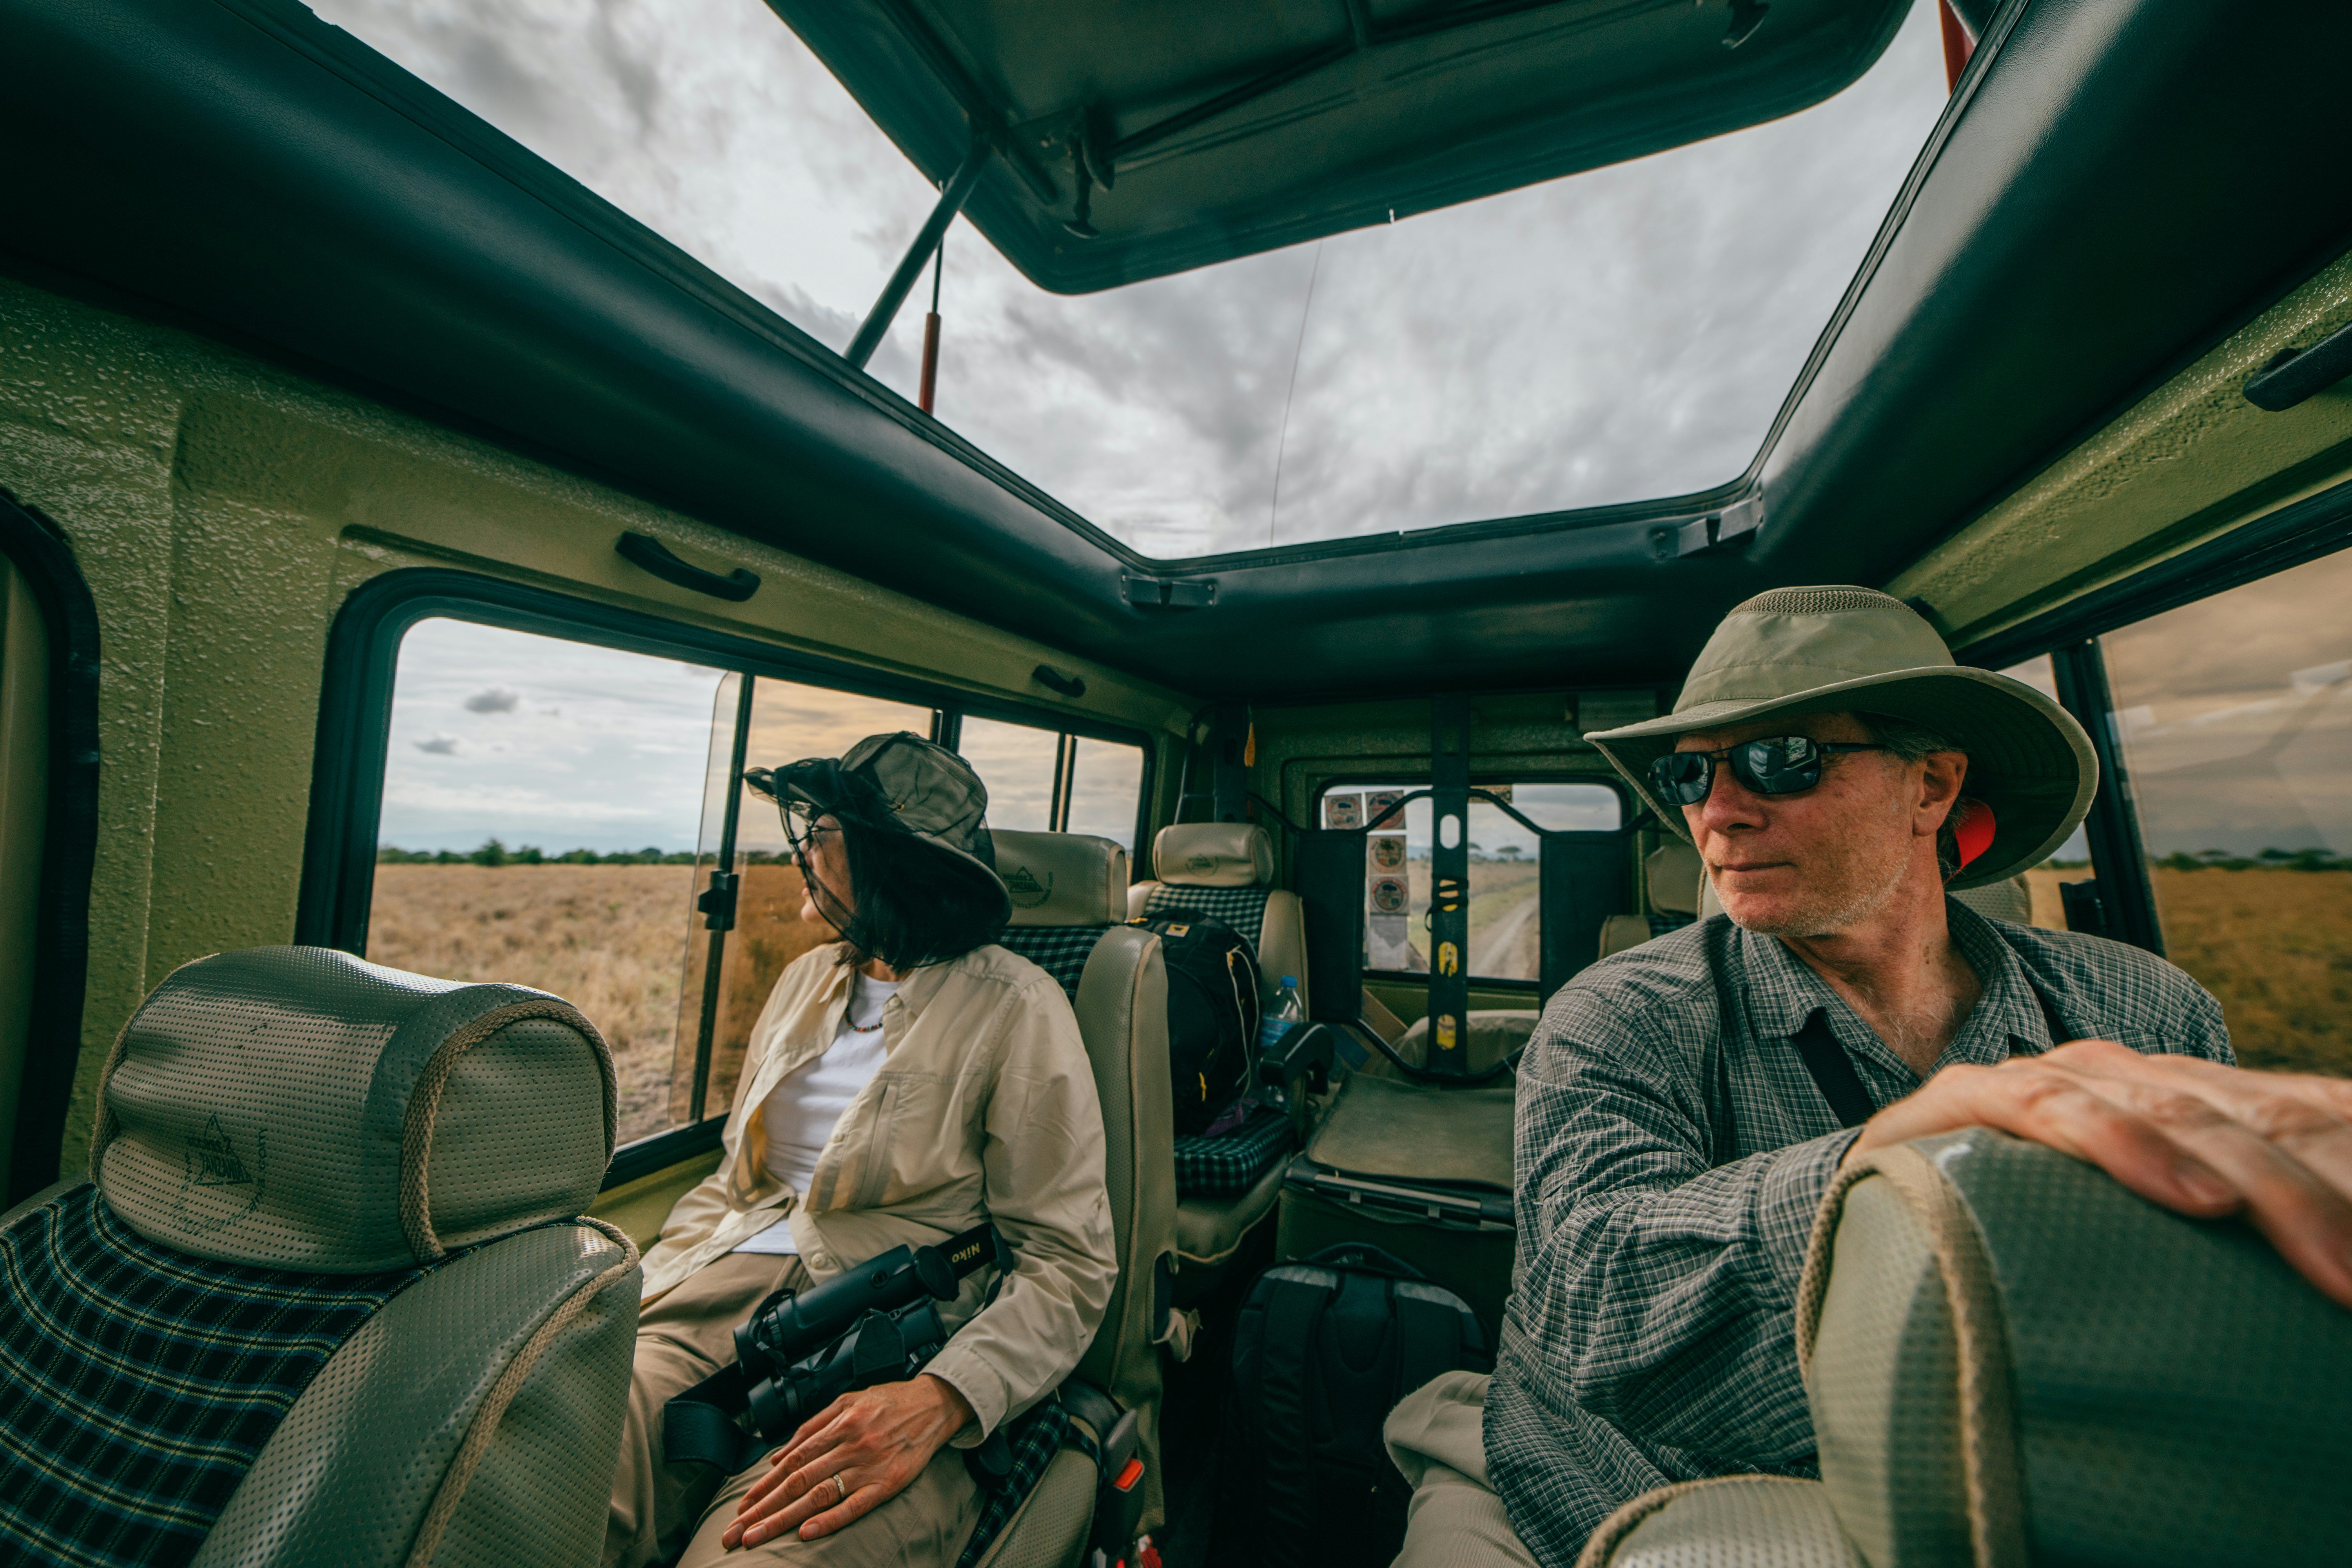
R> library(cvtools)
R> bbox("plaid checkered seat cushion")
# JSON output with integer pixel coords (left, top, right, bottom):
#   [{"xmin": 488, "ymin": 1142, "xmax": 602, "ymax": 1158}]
[
  {"xmin": 994, "ymin": 924, "xmax": 1115, "ymax": 1000},
  {"xmin": 1140, "ymin": 884, "xmax": 1270, "ymax": 953},
  {"xmin": 0, "ymin": 1184, "xmax": 431, "ymax": 1568},
  {"xmin": 1173, "ymin": 1105, "xmax": 1296, "ymax": 1198},
  {"xmin": 955, "ymin": 1394, "xmax": 1095, "ymax": 1568}
]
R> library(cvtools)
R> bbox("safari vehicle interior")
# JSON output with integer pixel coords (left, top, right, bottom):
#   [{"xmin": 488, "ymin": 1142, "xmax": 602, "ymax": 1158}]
[{"xmin": 3, "ymin": 0, "xmax": 2350, "ymax": 1562}]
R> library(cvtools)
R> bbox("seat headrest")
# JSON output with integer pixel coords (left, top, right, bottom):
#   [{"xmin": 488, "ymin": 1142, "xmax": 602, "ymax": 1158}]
[
  {"xmin": 1646, "ymin": 839, "xmax": 1704, "ymax": 916},
  {"xmin": 91, "ymin": 946, "xmax": 615, "ymax": 1272},
  {"xmin": 993, "ymin": 831, "xmax": 1130, "ymax": 926},
  {"xmin": 1152, "ymin": 822, "xmax": 1274, "ymax": 887}
]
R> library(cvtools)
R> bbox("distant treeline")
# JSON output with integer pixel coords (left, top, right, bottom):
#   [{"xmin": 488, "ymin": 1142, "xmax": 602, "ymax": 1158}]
[
  {"xmin": 2158, "ymin": 848, "xmax": 2352, "ymax": 873},
  {"xmin": 377, "ymin": 839, "xmax": 803, "ymax": 867}
]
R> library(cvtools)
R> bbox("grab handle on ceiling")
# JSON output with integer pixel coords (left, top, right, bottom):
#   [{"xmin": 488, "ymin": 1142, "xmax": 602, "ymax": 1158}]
[
  {"xmin": 615, "ymin": 532, "xmax": 760, "ymax": 602},
  {"xmin": 2244, "ymin": 321, "xmax": 2352, "ymax": 412}
]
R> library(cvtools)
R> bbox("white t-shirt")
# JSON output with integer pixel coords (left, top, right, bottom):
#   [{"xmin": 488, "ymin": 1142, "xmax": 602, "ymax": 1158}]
[{"xmin": 732, "ymin": 970, "xmax": 898, "ymax": 1255}]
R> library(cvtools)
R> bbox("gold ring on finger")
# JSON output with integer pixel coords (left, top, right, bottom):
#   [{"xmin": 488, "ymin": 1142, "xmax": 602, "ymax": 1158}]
[{"xmin": 831, "ymin": 1473, "xmax": 847, "ymax": 1504}]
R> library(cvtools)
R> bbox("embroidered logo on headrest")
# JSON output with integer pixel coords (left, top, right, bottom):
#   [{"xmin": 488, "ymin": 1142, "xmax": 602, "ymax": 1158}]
[
  {"xmin": 1005, "ymin": 865, "xmax": 1055, "ymax": 908},
  {"xmin": 174, "ymin": 1112, "xmax": 267, "ymax": 1234},
  {"xmin": 1185, "ymin": 854, "xmax": 1217, "ymax": 874}
]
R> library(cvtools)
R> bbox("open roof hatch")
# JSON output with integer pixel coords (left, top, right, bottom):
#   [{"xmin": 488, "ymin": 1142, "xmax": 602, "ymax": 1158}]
[{"xmin": 769, "ymin": 0, "xmax": 1917, "ymax": 294}]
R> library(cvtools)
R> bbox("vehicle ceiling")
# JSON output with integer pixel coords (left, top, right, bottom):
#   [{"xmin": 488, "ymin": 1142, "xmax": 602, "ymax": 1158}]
[{"xmin": 4, "ymin": 0, "xmax": 2350, "ymax": 702}]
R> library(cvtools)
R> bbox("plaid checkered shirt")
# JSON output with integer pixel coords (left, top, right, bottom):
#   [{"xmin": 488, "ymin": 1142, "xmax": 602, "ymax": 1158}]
[{"xmin": 1484, "ymin": 901, "xmax": 2232, "ymax": 1567}]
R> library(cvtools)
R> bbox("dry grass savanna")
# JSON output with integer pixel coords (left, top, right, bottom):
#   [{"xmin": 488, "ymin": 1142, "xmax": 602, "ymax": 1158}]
[
  {"xmin": 369, "ymin": 861, "xmax": 840, "ymax": 1147},
  {"xmin": 369, "ymin": 863, "xmax": 699, "ymax": 1145},
  {"xmin": 2027, "ymin": 865, "xmax": 2352, "ymax": 1076}
]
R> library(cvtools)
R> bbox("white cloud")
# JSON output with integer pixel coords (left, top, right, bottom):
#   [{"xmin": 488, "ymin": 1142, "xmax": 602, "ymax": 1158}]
[{"xmin": 310, "ymin": 0, "xmax": 1947, "ymax": 559}]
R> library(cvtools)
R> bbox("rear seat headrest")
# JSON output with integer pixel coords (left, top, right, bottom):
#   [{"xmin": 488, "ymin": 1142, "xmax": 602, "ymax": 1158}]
[
  {"xmin": 1646, "ymin": 839, "xmax": 1704, "ymax": 917},
  {"xmin": 993, "ymin": 830, "xmax": 1130, "ymax": 926},
  {"xmin": 91, "ymin": 946, "xmax": 615, "ymax": 1273},
  {"xmin": 1152, "ymin": 822, "xmax": 1274, "ymax": 887}
]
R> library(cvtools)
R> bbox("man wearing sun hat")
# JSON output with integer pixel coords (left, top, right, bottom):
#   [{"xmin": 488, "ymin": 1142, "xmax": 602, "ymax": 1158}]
[{"xmin": 1383, "ymin": 587, "xmax": 2352, "ymax": 1568}]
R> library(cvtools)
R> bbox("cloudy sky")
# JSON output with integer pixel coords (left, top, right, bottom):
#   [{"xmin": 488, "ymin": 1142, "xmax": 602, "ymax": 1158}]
[{"xmin": 309, "ymin": 0, "xmax": 1948, "ymax": 559}]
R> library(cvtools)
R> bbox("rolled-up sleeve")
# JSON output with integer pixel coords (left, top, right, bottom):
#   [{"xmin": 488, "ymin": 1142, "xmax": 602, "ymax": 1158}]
[
  {"xmin": 923, "ymin": 981, "xmax": 1117, "ymax": 1442},
  {"xmin": 1510, "ymin": 989, "xmax": 1852, "ymax": 1468}
]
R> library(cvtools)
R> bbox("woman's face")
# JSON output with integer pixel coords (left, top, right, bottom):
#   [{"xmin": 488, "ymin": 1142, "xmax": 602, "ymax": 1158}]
[{"xmin": 797, "ymin": 813, "xmax": 856, "ymax": 933}]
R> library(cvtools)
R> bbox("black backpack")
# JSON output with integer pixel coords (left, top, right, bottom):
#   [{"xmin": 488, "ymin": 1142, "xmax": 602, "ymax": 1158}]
[
  {"xmin": 1211, "ymin": 1244, "xmax": 1492, "ymax": 1566},
  {"xmin": 1136, "ymin": 912, "xmax": 1262, "ymax": 1136}
]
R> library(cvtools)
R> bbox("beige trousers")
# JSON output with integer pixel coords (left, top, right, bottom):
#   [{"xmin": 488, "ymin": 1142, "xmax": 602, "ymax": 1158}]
[
  {"xmin": 1385, "ymin": 1371, "xmax": 1539, "ymax": 1568},
  {"xmin": 605, "ymin": 1252, "xmax": 984, "ymax": 1568}
]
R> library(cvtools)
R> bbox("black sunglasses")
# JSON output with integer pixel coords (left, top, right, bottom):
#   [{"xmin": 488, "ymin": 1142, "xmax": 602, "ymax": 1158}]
[{"xmin": 1648, "ymin": 736, "xmax": 1886, "ymax": 805}]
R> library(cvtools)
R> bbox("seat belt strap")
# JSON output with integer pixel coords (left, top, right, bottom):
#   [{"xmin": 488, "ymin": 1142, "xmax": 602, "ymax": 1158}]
[
  {"xmin": 1791, "ymin": 1011, "xmax": 1877, "ymax": 1130},
  {"xmin": 663, "ymin": 1363, "xmax": 759, "ymax": 1473},
  {"xmin": 1258, "ymin": 1276, "xmax": 1330, "ymax": 1567}
]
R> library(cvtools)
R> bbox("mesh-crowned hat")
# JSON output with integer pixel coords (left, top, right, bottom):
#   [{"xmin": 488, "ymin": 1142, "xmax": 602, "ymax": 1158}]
[
  {"xmin": 744, "ymin": 731, "xmax": 1011, "ymax": 923},
  {"xmin": 1585, "ymin": 586, "xmax": 2098, "ymax": 889}
]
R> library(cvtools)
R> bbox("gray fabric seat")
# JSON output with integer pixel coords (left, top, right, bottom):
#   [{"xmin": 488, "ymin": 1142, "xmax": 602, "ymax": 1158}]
[
  {"xmin": 984, "ymin": 831, "xmax": 1178, "ymax": 1565},
  {"xmin": 0, "ymin": 945, "xmax": 640, "ymax": 1568},
  {"xmin": 1579, "ymin": 1128, "xmax": 2352, "ymax": 1566}
]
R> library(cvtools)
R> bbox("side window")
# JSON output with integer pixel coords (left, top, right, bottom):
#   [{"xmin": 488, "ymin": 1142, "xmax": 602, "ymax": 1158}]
[
  {"xmin": 1319, "ymin": 780, "xmax": 1621, "ymax": 982},
  {"xmin": 956, "ymin": 716, "xmax": 1147, "ymax": 854},
  {"xmin": 680, "ymin": 678, "xmax": 936, "ymax": 1128},
  {"xmin": 1996, "ymin": 655, "xmax": 2091, "ymax": 929},
  {"xmin": 2094, "ymin": 548, "xmax": 2352, "ymax": 1074},
  {"xmin": 369, "ymin": 618, "xmax": 726, "ymax": 1146}
]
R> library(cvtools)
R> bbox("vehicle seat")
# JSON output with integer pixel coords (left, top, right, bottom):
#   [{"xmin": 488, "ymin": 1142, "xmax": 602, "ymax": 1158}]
[
  {"xmin": 1599, "ymin": 839, "xmax": 1705, "ymax": 959},
  {"xmin": 0, "ymin": 946, "xmax": 639, "ymax": 1568},
  {"xmin": 1579, "ymin": 1128, "xmax": 2352, "ymax": 1566},
  {"xmin": 989, "ymin": 830, "xmax": 1179, "ymax": 1555},
  {"xmin": 1128, "ymin": 822, "xmax": 1308, "ymax": 1006}
]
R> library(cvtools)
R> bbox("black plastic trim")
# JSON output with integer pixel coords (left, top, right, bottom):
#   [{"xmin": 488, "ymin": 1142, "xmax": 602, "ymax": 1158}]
[
  {"xmin": 2049, "ymin": 640, "xmax": 2164, "ymax": 957},
  {"xmin": 0, "ymin": 491, "xmax": 103, "ymax": 1206},
  {"xmin": 604, "ymin": 1115, "xmax": 726, "ymax": 1192}
]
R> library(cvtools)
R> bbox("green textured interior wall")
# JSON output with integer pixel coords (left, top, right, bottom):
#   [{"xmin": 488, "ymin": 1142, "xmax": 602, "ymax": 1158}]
[
  {"xmin": 0, "ymin": 272, "xmax": 1196, "ymax": 1188},
  {"xmin": 1899, "ymin": 250, "xmax": 2352, "ymax": 646}
]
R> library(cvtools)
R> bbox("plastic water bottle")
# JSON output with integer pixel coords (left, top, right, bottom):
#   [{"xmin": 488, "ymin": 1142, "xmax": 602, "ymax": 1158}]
[{"xmin": 1259, "ymin": 976, "xmax": 1305, "ymax": 1056}]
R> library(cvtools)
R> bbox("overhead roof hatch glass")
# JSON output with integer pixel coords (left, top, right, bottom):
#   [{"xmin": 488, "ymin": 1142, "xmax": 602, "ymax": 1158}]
[{"xmin": 309, "ymin": 0, "xmax": 1949, "ymax": 561}]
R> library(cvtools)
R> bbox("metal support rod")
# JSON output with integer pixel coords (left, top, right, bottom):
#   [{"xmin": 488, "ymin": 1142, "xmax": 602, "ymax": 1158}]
[
  {"xmin": 690, "ymin": 673, "xmax": 759, "ymax": 1122},
  {"xmin": 846, "ymin": 138, "xmax": 991, "ymax": 372}
]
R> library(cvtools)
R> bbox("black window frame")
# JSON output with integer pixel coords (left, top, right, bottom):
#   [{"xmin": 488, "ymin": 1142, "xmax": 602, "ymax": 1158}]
[
  {"xmin": 1310, "ymin": 770, "xmax": 1631, "ymax": 993},
  {"xmin": 301, "ymin": 568, "xmax": 1154, "ymax": 1186}
]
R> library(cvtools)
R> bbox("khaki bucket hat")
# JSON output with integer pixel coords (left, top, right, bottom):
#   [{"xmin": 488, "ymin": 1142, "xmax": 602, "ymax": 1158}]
[
  {"xmin": 1586, "ymin": 586, "xmax": 2098, "ymax": 890},
  {"xmin": 744, "ymin": 731, "xmax": 1011, "ymax": 923}
]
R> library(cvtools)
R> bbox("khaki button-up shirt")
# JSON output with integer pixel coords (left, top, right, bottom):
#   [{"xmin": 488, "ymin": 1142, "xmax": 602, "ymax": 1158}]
[{"xmin": 640, "ymin": 941, "xmax": 1117, "ymax": 1442}]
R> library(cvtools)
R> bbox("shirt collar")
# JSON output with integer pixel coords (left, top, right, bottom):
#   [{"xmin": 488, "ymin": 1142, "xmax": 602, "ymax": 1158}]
[{"xmin": 1736, "ymin": 897, "xmax": 2054, "ymax": 1071}]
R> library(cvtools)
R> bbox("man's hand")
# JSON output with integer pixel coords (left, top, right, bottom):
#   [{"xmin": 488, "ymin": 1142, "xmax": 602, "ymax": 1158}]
[
  {"xmin": 721, "ymin": 1373, "xmax": 976, "ymax": 1550},
  {"xmin": 1844, "ymin": 1040, "xmax": 2352, "ymax": 1309}
]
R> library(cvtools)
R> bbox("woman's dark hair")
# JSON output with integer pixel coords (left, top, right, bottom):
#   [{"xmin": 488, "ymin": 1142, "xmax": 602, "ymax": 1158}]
[{"xmin": 803, "ymin": 817, "xmax": 1006, "ymax": 971}]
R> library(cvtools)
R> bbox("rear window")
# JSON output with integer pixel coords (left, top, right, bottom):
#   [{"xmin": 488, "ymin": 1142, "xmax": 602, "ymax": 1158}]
[{"xmin": 1317, "ymin": 780, "xmax": 1621, "ymax": 982}]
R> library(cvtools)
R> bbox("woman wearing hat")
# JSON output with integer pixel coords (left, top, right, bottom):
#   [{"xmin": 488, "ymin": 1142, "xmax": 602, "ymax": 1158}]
[
  {"xmin": 1385, "ymin": 588, "xmax": 2352, "ymax": 1568},
  {"xmin": 606, "ymin": 733, "xmax": 1116, "ymax": 1568}
]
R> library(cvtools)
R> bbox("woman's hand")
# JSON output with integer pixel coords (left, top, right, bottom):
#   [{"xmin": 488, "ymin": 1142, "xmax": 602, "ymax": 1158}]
[
  {"xmin": 1843, "ymin": 1039, "xmax": 2352, "ymax": 1308},
  {"xmin": 721, "ymin": 1373, "xmax": 976, "ymax": 1550}
]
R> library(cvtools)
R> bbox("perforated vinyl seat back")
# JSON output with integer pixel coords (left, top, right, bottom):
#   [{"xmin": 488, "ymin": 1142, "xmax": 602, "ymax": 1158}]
[
  {"xmin": 0, "ymin": 946, "xmax": 641, "ymax": 1568},
  {"xmin": 1581, "ymin": 1129, "xmax": 2352, "ymax": 1567},
  {"xmin": 989, "ymin": 833, "xmax": 1176, "ymax": 1558}
]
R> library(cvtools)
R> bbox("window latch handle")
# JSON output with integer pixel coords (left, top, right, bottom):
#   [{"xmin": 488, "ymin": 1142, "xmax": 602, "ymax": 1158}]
[{"xmin": 698, "ymin": 871, "xmax": 740, "ymax": 931}]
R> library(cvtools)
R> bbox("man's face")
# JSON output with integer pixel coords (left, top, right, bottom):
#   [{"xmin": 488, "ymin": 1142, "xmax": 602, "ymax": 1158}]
[{"xmin": 1673, "ymin": 711, "xmax": 1962, "ymax": 938}]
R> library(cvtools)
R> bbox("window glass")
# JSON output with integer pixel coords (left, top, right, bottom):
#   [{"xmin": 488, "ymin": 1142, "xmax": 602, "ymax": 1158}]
[
  {"xmin": 2097, "ymin": 548, "xmax": 2352, "ymax": 1074},
  {"xmin": 1998, "ymin": 654, "xmax": 2091, "ymax": 929},
  {"xmin": 368, "ymin": 618, "xmax": 723, "ymax": 1145},
  {"xmin": 1063, "ymin": 737, "xmax": 1146, "ymax": 854},
  {"xmin": 956, "ymin": 719, "xmax": 1147, "ymax": 852},
  {"xmin": 1321, "ymin": 780, "xmax": 1621, "ymax": 981},
  {"xmin": 677, "ymin": 679, "xmax": 936, "ymax": 1126},
  {"xmin": 956, "ymin": 717, "xmax": 1057, "ymax": 833}
]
